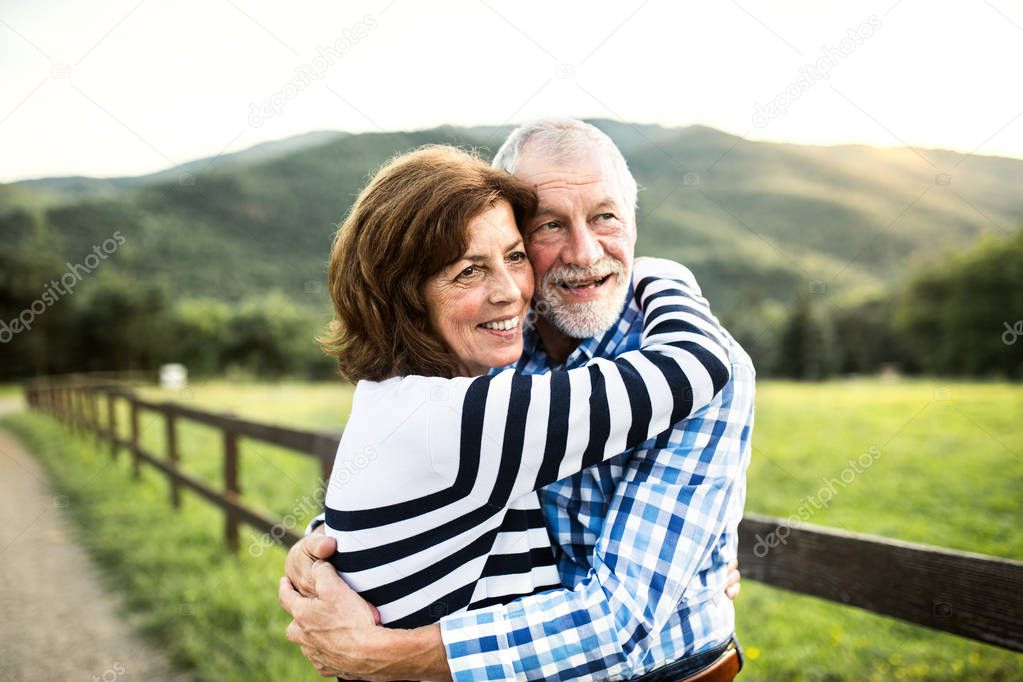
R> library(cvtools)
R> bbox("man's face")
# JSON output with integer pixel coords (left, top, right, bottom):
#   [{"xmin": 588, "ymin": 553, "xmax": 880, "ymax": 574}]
[{"xmin": 515, "ymin": 144, "xmax": 636, "ymax": 339}]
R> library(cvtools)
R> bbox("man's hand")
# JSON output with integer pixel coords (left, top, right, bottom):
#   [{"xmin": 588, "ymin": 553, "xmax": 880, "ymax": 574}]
[
  {"xmin": 285, "ymin": 525, "xmax": 335, "ymax": 597},
  {"xmin": 279, "ymin": 563, "xmax": 448, "ymax": 681},
  {"xmin": 725, "ymin": 559, "xmax": 741, "ymax": 600},
  {"xmin": 280, "ymin": 562, "xmax": 381, "ymax": 678}
]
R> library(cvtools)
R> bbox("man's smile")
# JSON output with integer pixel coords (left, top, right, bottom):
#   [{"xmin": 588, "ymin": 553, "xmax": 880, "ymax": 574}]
[{"xmin": 553, "ymin": 272, "xmax": 618, "ymax": 302}]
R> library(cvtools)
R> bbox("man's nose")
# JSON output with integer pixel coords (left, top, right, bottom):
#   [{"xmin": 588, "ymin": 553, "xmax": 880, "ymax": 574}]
[{"xmin": 562, "ymin": 223, "xmax": 604, "ymax": 268}]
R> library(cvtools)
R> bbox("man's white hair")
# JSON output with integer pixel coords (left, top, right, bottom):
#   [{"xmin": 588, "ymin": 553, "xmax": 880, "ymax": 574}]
[{"xmin": 491, "ymin": 118, "xmax": 638, "ymax": 214}]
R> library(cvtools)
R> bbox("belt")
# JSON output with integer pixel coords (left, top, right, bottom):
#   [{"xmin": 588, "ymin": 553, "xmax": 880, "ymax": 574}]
[
  {"xmin": 632, "ymin": 638, "xmax": 742, "ymax": 682},
  {"xmin": 674, "ymin": 642, "xmax": 740, "ymax": 682}
]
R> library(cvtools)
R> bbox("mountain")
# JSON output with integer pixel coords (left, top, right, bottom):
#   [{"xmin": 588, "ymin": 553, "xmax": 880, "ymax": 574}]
[
  {"xmin": 3, "ymin": 130, "xmax": 348, "ymax": 207},
  {"xmin": 2, "ymin": 122, "xmax": 1021, "ymax": 314}
]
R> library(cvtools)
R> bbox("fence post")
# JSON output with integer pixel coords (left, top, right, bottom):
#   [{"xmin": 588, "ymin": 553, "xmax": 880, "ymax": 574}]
[
  {"xmin": 67, "ymin": 385, "xmax": 75, "ymax": 432},
  {"xmin": 165, "ymin": 412, "xmax": 181, "ymax": 508},
  {"xmin": 84, "ymin": 386, "xmax": 95, "ymax": 442},
  {"xmin": 74, "ymin": 386, "xmax": 84, "ymax": 435},
  {"xmin": 224, "ymin": 430, "xmax": 240, "ymax": 551},
  {"xmin": 90, "ymin": 388, "xmax": 102, "ymax": 447},
  {"xmin": 66, "ymin": 386, "xmax": 74, "ymax": 427},
  {"xmin": 130, "ymin": 397, "xmax": 140, "ymax": 479},
  {"xmin": 68, "ymin": 386, "xmax": 77, "ymax": 433},
  {"xmin": 82, "ymin": 387, "xmax": 90, "ymax": 436},
  {"xmin": 107, "ymin": 391, "xmax": 118, "ymax": 459},
  {"xmin": 82, "ymin": 386, "xmax": 91, "ymax": 437}
]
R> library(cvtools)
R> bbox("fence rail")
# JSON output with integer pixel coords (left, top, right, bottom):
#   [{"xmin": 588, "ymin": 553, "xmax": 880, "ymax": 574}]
[
  {"xmin": 24, "ymin": 375, "xmax": 340, "ymax": 550},
  {"xmin": 20, "ymin": 374, "xmax": 1023, "ymax": 654}
]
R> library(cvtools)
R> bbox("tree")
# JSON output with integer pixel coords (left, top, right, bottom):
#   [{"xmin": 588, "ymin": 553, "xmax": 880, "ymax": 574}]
[
  {"xmin": 776, "ymin": 289, "xmax": 837, "ymax": 380},
  {"xmin": 0, "ymin": 210, "xmax": 73, "ymax": 378},
  {"xmin": 72, "ymin": 273, "xmax": 174, "ymax": 372},
  {"xmin": 832, "ymin": 293, "xmax": 914, "ymax": 374},
  {"xmin": 222, "ymin": 291, "xmax": 332, "ymax": 379},
  {"xmin": 895, "ymin": 227, "xmax": 1023, "ymax": 378}
]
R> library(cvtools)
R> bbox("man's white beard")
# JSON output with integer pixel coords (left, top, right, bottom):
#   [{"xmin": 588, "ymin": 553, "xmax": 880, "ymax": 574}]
[{"xmin": 537, "ymin": 257, "xmax": 630, "ymax": 339}]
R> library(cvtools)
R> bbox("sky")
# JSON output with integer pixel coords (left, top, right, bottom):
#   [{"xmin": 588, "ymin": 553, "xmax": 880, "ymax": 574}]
[{"xmin": 1, "ymin": 0, "xmax": 1022, "ymax": 182}]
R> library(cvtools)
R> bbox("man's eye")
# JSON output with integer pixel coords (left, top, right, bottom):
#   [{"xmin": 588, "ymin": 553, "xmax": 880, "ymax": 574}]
[
  {"xmin": 537, "ymin": 221, "xmax": 559, "ymax": 231},
  {"xmin": 508, "ymin": 251, "xmax": 527, "ymax": 263},
  {"xmin": 596, "ymin": 213, "xmax": 616, "ymax": 221}
]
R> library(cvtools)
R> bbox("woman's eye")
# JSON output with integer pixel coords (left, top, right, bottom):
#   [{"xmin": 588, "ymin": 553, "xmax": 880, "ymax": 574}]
[
  {"xmin": 508, "ymin": 251, "xmax": 527, "ymax": 263},
  {"xmin": 458, "ymin": 265, "xmax": 479, "ymax": 280}
]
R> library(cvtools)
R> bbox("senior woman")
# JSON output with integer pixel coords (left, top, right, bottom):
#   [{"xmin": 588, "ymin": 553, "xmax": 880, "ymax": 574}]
[{"xmin": 282, "ymin": 145, "xmax": 731, "ymax": 678}]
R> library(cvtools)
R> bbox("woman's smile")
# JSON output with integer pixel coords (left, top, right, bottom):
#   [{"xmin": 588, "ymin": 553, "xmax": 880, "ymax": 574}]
[{"xmin": 477, "ymin": 314, "xmax": 522, "ymax": 337}]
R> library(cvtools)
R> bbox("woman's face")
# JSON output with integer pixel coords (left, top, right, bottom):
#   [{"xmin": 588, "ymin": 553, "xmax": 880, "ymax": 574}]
[{"xmin": 424, "ymin": 200, "xmax": 534, "ymax": 377}]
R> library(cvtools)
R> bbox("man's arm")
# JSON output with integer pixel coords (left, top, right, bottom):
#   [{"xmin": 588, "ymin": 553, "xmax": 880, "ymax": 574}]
[
  {"xmin": 281, "ymin": 368, "xmax": 750, "ymax": 681},
  {"xmin": 280, "ymin": 565, "xmax": 451, "ymax": 681},
  {"xmin": 282, "ymin": 534, "xmax": 740, "ymax": 680},
  {"xmin": 281, "ymin": 547, "xmax": 740, "ymax": 680},
  {"xmin": 439, "ymin": 364, "xmax": 754, "ymax": 680}
]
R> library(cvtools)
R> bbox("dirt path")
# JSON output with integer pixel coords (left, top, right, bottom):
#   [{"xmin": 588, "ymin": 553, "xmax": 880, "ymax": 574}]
[{"xmin": 0, "ymin": 400, "xmax": 194, "ymax": 681}]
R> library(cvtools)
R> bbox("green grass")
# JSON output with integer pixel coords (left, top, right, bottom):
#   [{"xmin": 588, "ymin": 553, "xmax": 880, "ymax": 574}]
[
  {"xmin": 4, "ymin": 378, "xmax": 1021, "ymax": 680},
  {"xmin": 0, "ymin": 383, "xmax": 23, "ymax": 399},
  {"xmin": 737, "ymin": 379, "xmax": 1022, "ymax": 680}
]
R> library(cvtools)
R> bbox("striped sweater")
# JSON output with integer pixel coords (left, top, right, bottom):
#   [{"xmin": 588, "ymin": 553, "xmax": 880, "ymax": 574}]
[{"xmin": 323, "ymin": 257, "xmax": 731, "ymax": 628}]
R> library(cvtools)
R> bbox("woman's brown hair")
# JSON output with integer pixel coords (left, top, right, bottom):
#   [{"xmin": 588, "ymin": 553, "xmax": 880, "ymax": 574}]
[{"xmin": 319, "ymin": 145, "xmax": 537, "ymax": 381}]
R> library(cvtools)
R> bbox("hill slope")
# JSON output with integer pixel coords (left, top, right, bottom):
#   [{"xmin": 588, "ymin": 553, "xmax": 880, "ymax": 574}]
[{"xmin": 3, "ymin": 122, "xmax": 1021, "ymax": 312}]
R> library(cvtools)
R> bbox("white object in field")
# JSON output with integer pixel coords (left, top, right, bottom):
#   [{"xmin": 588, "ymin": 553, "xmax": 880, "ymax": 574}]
[{"xmin": 159, "ymin": 364, "xmax": 188, "ymax": 390}]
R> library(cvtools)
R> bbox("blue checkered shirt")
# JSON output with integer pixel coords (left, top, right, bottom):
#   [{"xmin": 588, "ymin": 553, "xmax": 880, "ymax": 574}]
[{"xmin": 439, "ymin": 281, "xmax": 756, "ymax": 681}]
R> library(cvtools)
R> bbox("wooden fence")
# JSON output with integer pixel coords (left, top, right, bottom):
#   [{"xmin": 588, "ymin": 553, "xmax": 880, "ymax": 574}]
[
  {"xmin": 20, "ymin": 375, "xmax": 1023, "ymax": 655},
  {"xmin": 24, "ymin": 375, "xmax": 339, "ymax": 549}
]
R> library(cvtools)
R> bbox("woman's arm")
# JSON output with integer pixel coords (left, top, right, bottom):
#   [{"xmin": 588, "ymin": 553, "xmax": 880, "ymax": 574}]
[
  {"xmin": 323, "ymin": 257, "xmax": 730, "ymax": 530},
  {"xmin": 439, "ymin": 256, "xmax": 732, "ymax": 506}
]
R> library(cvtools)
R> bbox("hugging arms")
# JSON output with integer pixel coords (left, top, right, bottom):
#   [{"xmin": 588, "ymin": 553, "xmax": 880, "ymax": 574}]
[{"xmin": 281, "ymin": 121, "xmax": 753, "ymax": 681}]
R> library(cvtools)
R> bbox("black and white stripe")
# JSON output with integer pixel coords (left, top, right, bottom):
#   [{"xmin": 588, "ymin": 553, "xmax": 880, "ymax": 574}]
[{"xmin": 323, "ymin": 257, "xmax": 731, "ymax": 627}]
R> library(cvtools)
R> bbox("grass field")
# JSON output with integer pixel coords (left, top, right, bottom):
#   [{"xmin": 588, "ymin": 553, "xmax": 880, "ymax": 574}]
[
  {"xmin": 0, "ymin": 382, "xmax": 23, "ymax": 399},
  {"xmin": 3, "ymin": 378, "xmax": 1021, "ymax": 680}
]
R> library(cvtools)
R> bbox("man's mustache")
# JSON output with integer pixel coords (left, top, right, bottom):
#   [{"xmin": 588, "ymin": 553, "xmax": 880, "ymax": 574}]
[{"xmin": 542, "ymin": 258, "xmax": 625, "ymax": 288}]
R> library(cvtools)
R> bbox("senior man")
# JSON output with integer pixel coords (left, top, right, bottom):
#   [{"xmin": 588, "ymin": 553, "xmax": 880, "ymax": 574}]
[{"xmin": 280, "ymin": 119, "xmax": 755, "ymax": 681}]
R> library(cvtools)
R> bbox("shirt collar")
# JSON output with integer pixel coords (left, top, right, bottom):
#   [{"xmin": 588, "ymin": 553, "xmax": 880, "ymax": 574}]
[{"xmin": 516, "ymin": 283, "xmax": 638, "ymax": 371}]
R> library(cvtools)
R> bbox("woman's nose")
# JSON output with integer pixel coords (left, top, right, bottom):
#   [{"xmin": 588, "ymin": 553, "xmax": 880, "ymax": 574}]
[{"xmin": 488, "ymin": 264, "xmax": 522, "ymax": 304}]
